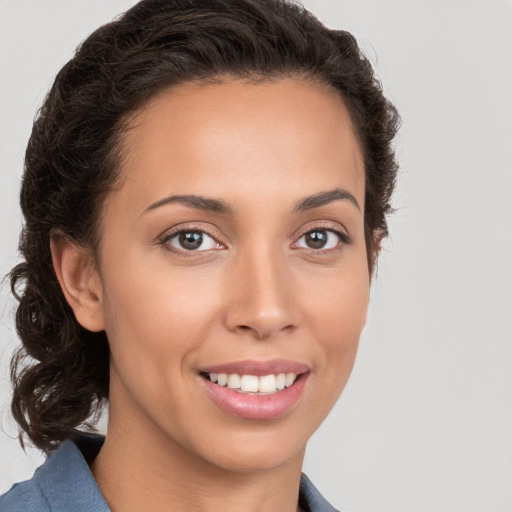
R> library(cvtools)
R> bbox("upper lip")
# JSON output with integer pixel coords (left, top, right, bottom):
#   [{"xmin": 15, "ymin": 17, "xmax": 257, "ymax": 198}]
[{"xmin": 199, "ymin": 359, "xmax": 309, "ymax": 376}]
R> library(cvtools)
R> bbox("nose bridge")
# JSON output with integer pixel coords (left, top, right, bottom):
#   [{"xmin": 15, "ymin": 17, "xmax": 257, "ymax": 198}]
[{"xmin": 224, "ymin": 238, "xmax": 297, "ymax": 339}]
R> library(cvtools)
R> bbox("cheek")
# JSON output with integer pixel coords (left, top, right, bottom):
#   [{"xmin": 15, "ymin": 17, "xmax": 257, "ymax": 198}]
[
  {"xmin": 100, "ymin": 249, "xmax": 224, "ymax": 365},
  {"xmin": 319, "ymin": 281, "xmax": 368, "ymax": 351},
  {"xmin": 97, "ymin": 251, "xmax": 227, "ymax": 430},
  {"xmin": 303, "ymin": 253, "xmax": 369, "ymax": 389},
  {"xmin": 306, "ymin": 251, "xmax": 369, "ymax": 340}
]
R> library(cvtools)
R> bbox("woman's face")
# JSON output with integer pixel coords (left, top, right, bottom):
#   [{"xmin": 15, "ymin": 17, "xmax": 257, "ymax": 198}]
[{"xmin": 94, "ymin": 78, "xmax": 369, "ymax": 472}]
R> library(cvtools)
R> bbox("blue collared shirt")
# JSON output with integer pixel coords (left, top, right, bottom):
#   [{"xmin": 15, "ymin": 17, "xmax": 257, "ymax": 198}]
[{"xmin": 1, "ymin": 435, "xmax": 340, "ymax": 512}]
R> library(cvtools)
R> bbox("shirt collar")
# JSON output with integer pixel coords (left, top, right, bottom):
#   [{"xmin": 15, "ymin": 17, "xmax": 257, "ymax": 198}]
[
  {"xmin": 34, "ymin": 434, "xmax": 109, "ymax": 512},
  {"xmin": 34, "ymin": 434, "xmax": 339, "ymax": 512}
]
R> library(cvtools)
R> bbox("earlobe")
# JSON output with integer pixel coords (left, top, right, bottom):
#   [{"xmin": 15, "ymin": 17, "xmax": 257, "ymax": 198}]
[
  {"xmin": 50, "ymin": 234, "xmax": 105, "ymax": 332},
  {"xmin": 373, "ymin": 228, "xmax": 384, "ymax": 256},
  {"xmin": 368, "ymin": 228, "xmax": 385, "ymax": 280}
]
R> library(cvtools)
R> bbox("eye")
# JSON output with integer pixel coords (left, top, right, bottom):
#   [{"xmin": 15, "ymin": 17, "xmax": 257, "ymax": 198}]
[
  {"xmin": 295, "ymin": 229, "xmax": 346, "ymax": 250},
  {"xmin": 164, "ymin": 230, "xmax": 223, "ymax": 252}
]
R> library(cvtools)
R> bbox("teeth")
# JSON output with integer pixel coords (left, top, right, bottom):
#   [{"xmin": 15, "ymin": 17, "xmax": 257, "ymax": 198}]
[
  {"xmin": 258, "ymin": 374, "xmax": 276, "ymax": 393},
  {"xmin": 227, "ymin": 374, "xmax": 241, "ymax": 389},
  {"xmin": 206, "ymin": 372, "xmax": 298, "ymax": 394},
  {"xmin": 240, "ymin": 375, "xmax": 259, "ymax": 392},
  {"xmin": 285, "ymin": 373, "xmax": 296, "ymax": 387}
]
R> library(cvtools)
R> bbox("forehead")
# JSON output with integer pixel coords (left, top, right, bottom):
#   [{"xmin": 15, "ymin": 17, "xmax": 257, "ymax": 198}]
[{"xmin": 113, "ymin": 78, "xmax": 365, "ymax": 214}]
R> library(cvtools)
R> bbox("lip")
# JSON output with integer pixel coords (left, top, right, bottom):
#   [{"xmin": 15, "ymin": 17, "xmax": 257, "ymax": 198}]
[
  {"xmin": 199, "ymin": 359, "xmax": 310, "ymax": 420},
  {"xmin": 200, "ymin": 359, "xmax": 309, "ymax": 376}
]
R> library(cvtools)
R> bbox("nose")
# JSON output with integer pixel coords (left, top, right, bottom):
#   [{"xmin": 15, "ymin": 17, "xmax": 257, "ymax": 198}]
[{"xmin": 223, "ymin": 246, "xmax": 298, "ymax": 340}]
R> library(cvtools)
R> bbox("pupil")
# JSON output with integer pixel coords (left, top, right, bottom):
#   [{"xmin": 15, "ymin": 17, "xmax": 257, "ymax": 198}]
[
  {"xmin": 179, "ymin": 231, "xmax": 202, "ymax": 250},
  {"xmin": 306, "ymin": 230, "xmax": 327, "ymax": 249}
]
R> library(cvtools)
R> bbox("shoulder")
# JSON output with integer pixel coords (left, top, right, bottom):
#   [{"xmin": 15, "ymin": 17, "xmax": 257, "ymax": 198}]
[
  {"xmin": 299, "ymin": 473, "xmax": 344, "ymax": 512},
  {"xmin": 1, "ymin": 434, "xmax": 109, "ymax": 512},
  {"xmin": 0, "ymin": 478, "xmax": 50, "ymax": 512}
]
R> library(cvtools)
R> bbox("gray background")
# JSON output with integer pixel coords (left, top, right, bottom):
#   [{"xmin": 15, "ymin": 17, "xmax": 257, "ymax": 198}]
[{"xmin": 1, "ymin": 1, "xmax": 511, "ymax": 511}]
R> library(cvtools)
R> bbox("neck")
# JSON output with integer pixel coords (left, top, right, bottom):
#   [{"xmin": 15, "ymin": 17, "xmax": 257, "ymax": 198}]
[{"xmin": 90, "ymin": 413, "xmax": 305, "ymax": 512}]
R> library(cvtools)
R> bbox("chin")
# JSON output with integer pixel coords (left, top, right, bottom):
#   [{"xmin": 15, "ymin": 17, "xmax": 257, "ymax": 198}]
[
  {"xmin": 184, "ymin": 420, "xmax": 311, "ymax": 475},
  {"xmin": 205, "ymin": 442, "xmax": 305, "ymax": 474}
]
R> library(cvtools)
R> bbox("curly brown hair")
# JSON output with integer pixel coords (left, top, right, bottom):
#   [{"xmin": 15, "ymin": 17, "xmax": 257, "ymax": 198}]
[{"xmin": 9, "ymin": 0, "xmax": 400, "ymax": 454}]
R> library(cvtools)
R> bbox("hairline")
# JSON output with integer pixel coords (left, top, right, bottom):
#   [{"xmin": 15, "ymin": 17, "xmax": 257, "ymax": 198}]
[{"xmin": 90, "ymin": 72, "xmax": 367, "ymax": 257}]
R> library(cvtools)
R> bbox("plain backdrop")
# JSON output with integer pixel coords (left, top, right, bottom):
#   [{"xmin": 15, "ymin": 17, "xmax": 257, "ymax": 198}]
[{"xmin": 0, "ymin": 1, "xmax": 511, "ymax": 511}]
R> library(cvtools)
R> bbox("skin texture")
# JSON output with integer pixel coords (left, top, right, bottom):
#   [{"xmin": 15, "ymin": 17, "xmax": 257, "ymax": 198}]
[{"xmin": 51, "ymin": 78, "xmax": 370, "ymax": 512}]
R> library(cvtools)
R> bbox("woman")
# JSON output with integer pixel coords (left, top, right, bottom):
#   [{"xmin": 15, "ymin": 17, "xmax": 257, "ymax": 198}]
[{"xmin": 0, "ymin": 0, "xmax": 399, "ymax": 510}]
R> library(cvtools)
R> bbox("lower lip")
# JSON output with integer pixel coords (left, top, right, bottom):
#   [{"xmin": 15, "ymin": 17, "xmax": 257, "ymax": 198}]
[{"xmin": 200, "ymin": 373, "xmax": 309, "ymax": 420}]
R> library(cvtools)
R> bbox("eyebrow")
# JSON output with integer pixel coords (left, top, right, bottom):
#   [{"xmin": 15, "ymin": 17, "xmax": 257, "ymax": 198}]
[
  {"xmin": 143, "ymin": 187, "xmax": 360, "ymax": 216},
  {"xmin": 293, "ymin": 188, "xmax": 361, "ymax": 212},
  {"xmin": 144, "ymin": 194, "xmax": 234, "ymax": 215}
]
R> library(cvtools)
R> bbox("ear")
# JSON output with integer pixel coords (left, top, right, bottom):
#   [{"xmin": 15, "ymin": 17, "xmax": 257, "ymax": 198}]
[
  {"xmin": 368, "ymin": 229, "xmax": 385, "ymax": 279},
  {"xmin": 373, "ymin": 228, "xmax": 384, "ymax": 257},
  {"xmin": 50, "ymin": 233, "xmax": 105, "ymax": 332}
]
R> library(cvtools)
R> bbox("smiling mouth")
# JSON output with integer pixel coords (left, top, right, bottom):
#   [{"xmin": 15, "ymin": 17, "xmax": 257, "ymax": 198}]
[
  {"xmin": 199, "ymin": 362, "xmax": 309, "ymax": 419},
  {"xmin": 200, "ymin": 372, "xmax": 298, "ymax": 395}
]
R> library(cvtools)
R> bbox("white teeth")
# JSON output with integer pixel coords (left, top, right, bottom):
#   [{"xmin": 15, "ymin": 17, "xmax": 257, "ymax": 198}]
[
  {"xmin": 227, "ymin": 374, "xmax": 241, "ymax": 389},
  {"xmin": 285, "ymin": 373, "xmax": 296, "ymax": 387},
  {"xmin": 240, "ymin": 375, "xmax": 259, "ymax": 392},
  {"xmin": 206, "ymin": 372, "xmax": 298, "ymax": 394},
  {"xmin": 258, "ymin": 374, "xmax": 276, "ymax": 393}
]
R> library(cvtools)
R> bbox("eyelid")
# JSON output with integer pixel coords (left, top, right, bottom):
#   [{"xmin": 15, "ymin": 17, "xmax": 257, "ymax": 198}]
[
  {"xmin": 291, "ymin": 222, "xmax": 352, "ymax": 254},
  {"xmin": 158, "ymin": 223, "xmax": 226, "ymax": 254},
  {"xmin": 293, "ymin": 221, "xmax": 351, "ymax": 243},
  {"xmin": 157, "ymin": 220, "xmax": 351, "ymax": 256}
]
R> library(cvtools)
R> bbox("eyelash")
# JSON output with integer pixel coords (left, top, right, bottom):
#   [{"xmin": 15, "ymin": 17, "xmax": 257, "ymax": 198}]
[
  {"xmin": 159, "ymin": 225, "xmax": 223, "ymax": 258},
  {"xmin": 159, "ymin": 223, "xmax": 352, "ymax": 257},
  {"xmin": 294, "ymin": 225, "xmax": 352, "ymax": 253}
]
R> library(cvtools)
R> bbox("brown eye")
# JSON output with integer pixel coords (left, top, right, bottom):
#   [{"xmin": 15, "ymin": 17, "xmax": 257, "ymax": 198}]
[
  {"xmin": 166, "ymin": 230, "xmax": 221, "ymax": 251},
  {"xmin": 304, "ymin": 230, "xmax": 328, "ymax": 249},
  {"xmin": 296, "ymin": 229, "xmax": 345, "ymax": 250},
  {"xmin": 179, "ymin": 232, "xmax": 203, "ymax": 250}
]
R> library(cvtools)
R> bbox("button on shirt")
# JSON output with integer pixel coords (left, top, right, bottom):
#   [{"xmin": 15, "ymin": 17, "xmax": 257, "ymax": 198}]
[{"xmin": 1, "ymin": 434, "xmax": 341, "ymax": 512}]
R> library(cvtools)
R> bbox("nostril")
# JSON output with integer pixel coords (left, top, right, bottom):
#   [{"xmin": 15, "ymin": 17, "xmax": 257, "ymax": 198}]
[
  {"xmin": 224, "ymin": 293, "xmax": 298, "ymax": 338},
  {"xmin": 234, "ymin": 322, "xmax": 296, "ymax": 339}
]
